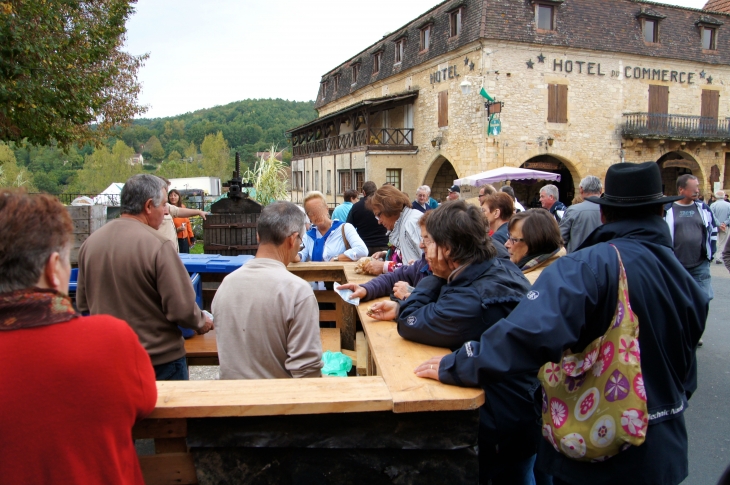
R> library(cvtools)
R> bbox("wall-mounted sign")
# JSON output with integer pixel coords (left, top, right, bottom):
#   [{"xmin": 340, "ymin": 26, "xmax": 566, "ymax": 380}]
[
  {"xmin": 525, "ymin": 161, "xmax": 559, "ymax": 170},
  {"xmin": 553, "ymin": 59, "xmax": 607, "ymax": 76},
  {"xmin": 488, "ymin": 115, "xmax": 502, "ymax": 136},
  {"xmin": 663, "ymin": 160, "xmax": 695, "ymax": 170},
  {"xmin": 430, "ymin": 65, "xmax": 460, "ymax": 84},
  {"xmin": 550, "ymin": 57, "xmax": 698, "ymax": 84}
]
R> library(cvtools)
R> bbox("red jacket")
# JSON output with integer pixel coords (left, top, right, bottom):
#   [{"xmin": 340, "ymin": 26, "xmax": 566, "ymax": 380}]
[{"xmin": 0, "ymin": 314, "xmax": 157, "ymax": 484}]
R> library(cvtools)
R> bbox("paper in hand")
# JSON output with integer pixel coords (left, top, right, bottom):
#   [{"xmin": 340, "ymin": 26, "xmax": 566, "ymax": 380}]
[{"xmin": 333, "ymin": 282, "xmax": 360, "ymax": 306}]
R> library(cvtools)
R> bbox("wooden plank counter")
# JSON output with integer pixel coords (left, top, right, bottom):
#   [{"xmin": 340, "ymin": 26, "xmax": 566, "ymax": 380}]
[{"xmin": 139, "ymin": 261, "xmax": 484, "ymax": 485}]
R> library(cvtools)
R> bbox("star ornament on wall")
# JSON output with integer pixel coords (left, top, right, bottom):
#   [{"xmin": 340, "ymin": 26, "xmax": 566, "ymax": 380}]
[
  {"xmin": 526, "ymin": 59, "xmax": 535, "ymax": 69},
  {"xmin": 537, "ymin": 53, "xmax": 546, "ymax": 63},
  {"xmin": 700, "ymin": 70, "xmax": 706, "ymax": 79},
  {"xmin": 464, "ymin": 57, "xmax": 469, "ymax": 65},
  {"xmin": 707, "ymin": 76, "xmax": 713, "ymax": 84},
  {"xmin": 469, "ymin": 62, "xmax": 475, "ymax": 71}
]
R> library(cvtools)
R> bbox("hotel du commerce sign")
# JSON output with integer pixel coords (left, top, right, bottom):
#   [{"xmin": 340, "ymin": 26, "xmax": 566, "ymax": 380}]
[{"xmin": 525, "ymin": 53, "xmax": 715, "ymax": 85}]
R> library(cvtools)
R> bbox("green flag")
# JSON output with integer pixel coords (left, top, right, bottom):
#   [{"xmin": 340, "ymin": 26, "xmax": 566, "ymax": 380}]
[{"xmin": 480, "ymin": 87, "xmax": 494, "ymax": 102}]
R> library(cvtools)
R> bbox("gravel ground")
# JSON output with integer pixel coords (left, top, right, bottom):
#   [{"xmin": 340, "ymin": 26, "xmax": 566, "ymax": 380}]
[{"xmin": 189, "ymin": 365, "xmax": 219, "ymax": 380}]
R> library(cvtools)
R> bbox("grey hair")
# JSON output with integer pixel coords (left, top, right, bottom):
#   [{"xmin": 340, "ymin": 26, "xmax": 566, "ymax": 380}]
[
  {"xmin": 500, "ymin": 185, "xmax": 515, "ymax": 199},
  {"xmin": 540, "ymin": 184, "xmax": 559, "ymax": 200},
  {"xmin": 257, "ymin": 201, "xmax": 307, "ymax": 245},
  {"xmin": 121, "ymin": 174, "xmax": 167, "ymax": 215},
  {"xmin": 579, "ymin": 176, "xmax": 602, "ymax": 195},
  {"xmin": 417, "ymin": 185, "xmax": 431, "ymax": 195}
]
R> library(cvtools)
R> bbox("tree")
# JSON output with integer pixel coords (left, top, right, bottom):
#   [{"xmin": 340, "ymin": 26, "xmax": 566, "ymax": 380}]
[
  {"xmin": 0, "ymin": 1, "xmax": 148, "ymax": 147},
  {"xmin": 71, "ymin": 140, "xmax": 139, "ymax": 194},
  {"xmin": 0, "ymin": 142, "xmax": 34, "ymax": 189},
  {"xmin": 201, "ymin": 132, "xmax": 231, "ymax": 180},
  {"xmin": 143, "ymin": 135, "xmax": 165, "ymax": 162}
]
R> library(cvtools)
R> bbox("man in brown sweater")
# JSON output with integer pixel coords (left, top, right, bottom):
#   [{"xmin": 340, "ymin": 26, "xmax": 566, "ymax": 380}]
[{"xmin": 77, "ymin": 174, "xmax": 213, "ymax": 380}]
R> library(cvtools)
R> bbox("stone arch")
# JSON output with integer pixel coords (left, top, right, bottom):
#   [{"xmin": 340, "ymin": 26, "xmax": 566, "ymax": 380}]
[
  {"xmin": 656, "ymin": 151, "xmax": 706, "ymax": 196},
  {"xmin": 514, "ymin": 155, "xmax": 580, "ymax": 208},
  {"xmin": 423, "ymin": 155, "xmax": 458, "ymax": 203}
]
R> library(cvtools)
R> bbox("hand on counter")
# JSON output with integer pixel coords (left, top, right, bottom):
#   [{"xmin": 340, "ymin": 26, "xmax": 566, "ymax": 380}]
[
  {"xmin": 198, "ymin": 313, "xmax": 215, "ymax": 335},
  {"xmin": 414, "ymin": 356, "xmax": 443, "ymax": 381},
  {"xmin": 336, "ymin": 283, "xmax": 367, "ymax": 300},
  {"xmin": 367, "ymin": 300, "xmax": 398, "ymax": 321}
]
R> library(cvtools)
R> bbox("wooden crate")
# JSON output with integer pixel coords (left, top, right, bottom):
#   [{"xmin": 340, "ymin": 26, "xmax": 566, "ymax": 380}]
[
  {"xmin": 203, "ymin": 213, "xmax": 260, "ymax": 256},
  {"xmin": 66, "ymin": 205, "xmax": 107, "ymax": 264}
]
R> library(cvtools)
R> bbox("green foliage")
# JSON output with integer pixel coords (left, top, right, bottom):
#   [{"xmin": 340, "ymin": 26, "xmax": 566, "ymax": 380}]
[
  {"xmin": 70, "ymin": 140, "xmax": 140, "ymax": 194},
  {"xmin": 0, "ymin": 142, "xmax": 35, "ymax": 189},
  {"xmin": 0, "ymin": 0, "xmax": 148, "ymax": 147},
  {"xmin": 143, "ymin": 135, "xmax": 165, "ymax": 162},
  {"xmin": 242, "ymin": 145, "xmax": 289, "ymax": 206},
  {"xmin": 201, "ymin": 132, "xmax": 232, "ymax": 181}
]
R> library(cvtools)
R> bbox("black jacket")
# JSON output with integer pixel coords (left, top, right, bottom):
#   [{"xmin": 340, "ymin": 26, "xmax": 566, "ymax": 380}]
[
  {"xmin": 346, "ymin": 197, "xmax": 388, "ymax": 249},
  {"xmin": 398, "ymin": 257, "xmax": 540, "ymax": 458},
  {"xmin": 439, "ymin": 216, "xmax": 707, "ymax": 485}
]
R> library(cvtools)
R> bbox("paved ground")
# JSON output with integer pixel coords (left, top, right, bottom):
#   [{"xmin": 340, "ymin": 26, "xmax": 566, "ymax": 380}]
[{"xmin": 682, "ymin": 262, "xmax": 730, "ymax": 485}]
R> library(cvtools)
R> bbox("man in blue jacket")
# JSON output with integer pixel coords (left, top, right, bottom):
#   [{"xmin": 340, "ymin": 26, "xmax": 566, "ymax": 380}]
[{"xmin": 415, "ymin": 162, "xmax": 707, "ymax": 485}]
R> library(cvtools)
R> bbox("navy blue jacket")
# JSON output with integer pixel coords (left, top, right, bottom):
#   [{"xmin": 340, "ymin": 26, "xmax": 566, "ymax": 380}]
[
  {"xmin": 439, "ymin": 216, "xmax": 707, "ymax": 485},
  {"xmin": 360, "ymin": 254, "xmax": 431, "ymax": 302},
  {"xmin": 491, "ymin": 222, "xmax": 509, "ymax": 246},
  {"xmin": 398, "ymin": 257, "xmax": 539, "ymax": 457}
]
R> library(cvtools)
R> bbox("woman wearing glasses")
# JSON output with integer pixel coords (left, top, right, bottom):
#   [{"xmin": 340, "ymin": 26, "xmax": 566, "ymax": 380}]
[
  {"xmin": 505, "ymin": 209, "xmax": 566, "ymax": 284},
  {"xmin": 361, "ymin": 184, "xmax": 423, "ymax": 275}
]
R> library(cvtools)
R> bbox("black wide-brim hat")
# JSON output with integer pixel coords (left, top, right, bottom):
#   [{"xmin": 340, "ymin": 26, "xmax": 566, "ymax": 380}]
[{"xmin": 585, "ymin": 162, "xmax": 683, "ymax": 208}]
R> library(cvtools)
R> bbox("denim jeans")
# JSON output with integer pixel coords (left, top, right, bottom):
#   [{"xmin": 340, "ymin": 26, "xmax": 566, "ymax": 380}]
[
  {"xmin": 154, "ymin": 356, "xmax": 189, "ymax": 381},
  {"xmin": 687, "ymin": 260, "xmax": 713, "ymax": 301}
]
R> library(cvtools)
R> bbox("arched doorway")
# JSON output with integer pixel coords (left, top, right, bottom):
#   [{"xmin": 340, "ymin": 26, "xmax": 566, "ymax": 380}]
[
  {"xmin": 514, "ymin": 156, "xmax": 576, "ymax": 209},
  {"xmin": 424, "ymin": 156, "xmax": 458, "ymax": 203},
  {"xmin": 656, "ymin": 152, "xmax": 704, "ymax": 197}
]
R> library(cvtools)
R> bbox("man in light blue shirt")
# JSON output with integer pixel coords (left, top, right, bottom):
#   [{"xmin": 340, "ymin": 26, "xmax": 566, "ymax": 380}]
[
  {"xmin": 711, "ymin": 190, "xmax": 730, "ymax": 264},
  {"xmin": 332, "ymin": 189, "xmax": 358, "ymax": 222}
]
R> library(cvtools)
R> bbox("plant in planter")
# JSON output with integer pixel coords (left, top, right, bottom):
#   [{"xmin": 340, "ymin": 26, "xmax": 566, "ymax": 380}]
[{"xmin": 241, "ymin": 145, "xmax": 288, "ymax": 206}]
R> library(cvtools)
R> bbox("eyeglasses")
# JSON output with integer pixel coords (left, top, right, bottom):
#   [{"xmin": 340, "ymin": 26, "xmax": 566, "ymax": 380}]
[
  {"xmin": 507, "ymin": 234, "xmax": 525, "ymax": 244},
  {"xmin": 373, "ymin": 211, "xmax": 381, "ymax": 221},
  {"xmin": 292, "ymin": 232, "xmax": 305, "ymax": 251}
]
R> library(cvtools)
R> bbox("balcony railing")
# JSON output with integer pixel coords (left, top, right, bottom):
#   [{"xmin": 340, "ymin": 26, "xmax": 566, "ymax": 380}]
[
  {"xmin": 292, "ymin": 128, "xmax": 414, "ymax": 157},
  {"xmin": 622, "ymin": 113, "xmax": 730, "ymax": 141}
]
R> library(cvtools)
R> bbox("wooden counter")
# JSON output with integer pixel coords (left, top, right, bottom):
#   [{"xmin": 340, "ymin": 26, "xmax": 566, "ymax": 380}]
[{"xmin": 139, "ymin": 261, "xmax": 484, "ymax": 485}]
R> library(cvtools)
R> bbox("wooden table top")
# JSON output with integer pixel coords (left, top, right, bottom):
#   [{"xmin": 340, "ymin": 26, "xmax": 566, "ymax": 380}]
[{"xmin": 154, "ymin": 261, "xmax": 483, "ymax": 418}]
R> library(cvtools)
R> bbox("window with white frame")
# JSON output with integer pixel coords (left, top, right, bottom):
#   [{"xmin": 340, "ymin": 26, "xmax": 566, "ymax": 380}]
[
  {"xmin": 420, "ymin": 26, "xmax": 431, "ymax": 51},
  {"xmin": 395, "ymin": 39, "xmax": 405, "ymax": 64},
  {"xmin": 386, "ymin": 169, "xmax": 402, "ymax": 190}
]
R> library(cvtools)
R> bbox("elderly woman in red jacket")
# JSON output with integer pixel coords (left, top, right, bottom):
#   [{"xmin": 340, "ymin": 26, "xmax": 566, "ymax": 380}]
[{"xmin": 0, "ymin": 189, "xmax": 157, "ymax": 484}]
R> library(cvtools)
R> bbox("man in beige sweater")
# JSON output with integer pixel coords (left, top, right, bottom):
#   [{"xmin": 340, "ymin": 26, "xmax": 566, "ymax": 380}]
[
  {"xmin": 213, "ymin": 202, "xmax": 323, "ymax": 379},
  {"xmin": 77, "ymin": 174, "xmax": 213, "ymax": 380}
]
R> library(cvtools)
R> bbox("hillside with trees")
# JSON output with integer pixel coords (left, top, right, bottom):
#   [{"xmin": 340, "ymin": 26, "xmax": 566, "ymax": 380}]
[{"xmin": 0, "ymin": 98, "xmax": 316, "ymax": 195}]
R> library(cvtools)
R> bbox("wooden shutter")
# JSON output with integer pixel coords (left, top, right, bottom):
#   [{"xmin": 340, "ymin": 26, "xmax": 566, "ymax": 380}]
[
  {"xmin": 438, "ymin": 91, "xmax": 448, "ymax": 127},
  {"xmin": 648, "ymin": 85, "xmax": 668, "ymax": 114},
  {"xmin": 701, "ymin": 90, "xmax": 719, "ymax": 119},
  {"xmin": 548, "ymin": 84, "xmax": 568, "ymax": 123}
]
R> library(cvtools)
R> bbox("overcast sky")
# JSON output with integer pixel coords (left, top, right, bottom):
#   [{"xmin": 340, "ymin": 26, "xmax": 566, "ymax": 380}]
[{"xmin": 124, "ymin": 0, "xmax": 710, "ymax": 119}]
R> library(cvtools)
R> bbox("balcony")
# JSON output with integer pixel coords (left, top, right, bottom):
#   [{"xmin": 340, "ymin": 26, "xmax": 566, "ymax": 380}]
[
  {"xmin": 292, "ymin": 128, "xmax": 414, "ymax": 157},
  {"xmin": 622, "ymin": 113, "xmax": 730, "ymax": 142},
  {"xmin": 288, "ymin": 92, "xmax": 418, "ymax": 159}
]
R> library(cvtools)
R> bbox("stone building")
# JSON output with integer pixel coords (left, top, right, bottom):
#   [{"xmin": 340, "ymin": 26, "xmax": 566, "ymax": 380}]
[{"xmin": 288, "ymin": 0, "xmax": 730, "ymax": 207}]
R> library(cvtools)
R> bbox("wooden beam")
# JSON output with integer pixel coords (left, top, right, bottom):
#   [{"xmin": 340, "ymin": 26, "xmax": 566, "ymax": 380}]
[
  {"xmin": 138, "ymin": 453, "xmax": 197, "ymax": 485},
  {"xmin": 133, "ymin": 418, "xmax": 187, "ymax": 440}
]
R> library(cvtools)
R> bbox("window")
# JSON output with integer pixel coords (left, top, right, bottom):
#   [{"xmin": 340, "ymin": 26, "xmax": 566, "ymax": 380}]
[
  {"xmin": 314, "ymin": 170, "xmax": 320, "ymax": 191},
  {"xmin": 351, "ymin": 64, "xmax": 360, "ymax": 85},
  {"xmin": 420, "ymin": 26, "xmax": 431, "ymax": 51},
  {"xmin": 339, "ymin": 171, "xmax": 352, "ymax": 194},
  {"xmin": 294, "ymin": 171, "xmax": 303, "ymax": 190},
  {"xmin": 333, "ymin": 74, "xmax": 340, "ymax": 92},
  {"xmin": 320, "ymin": 81, "xmax": 327, "ymax": 98},
  {"xmin": 355, "ymin": 170, "xmax": 365, "ymax": 193},
  {"xmin": 326, "ymin": 170, "xmax": 332, "ymax": 194},
  {"xmin": 305, "ymin": 170, "xmax": 309, "ymax": 191},
  {"xmin": 643, "ymin": 19, "xmax": 657, "ymax": 43},
  {"xmin": 373, "ymin": 52, "xmax": 381, "ymax": 74},
  {"xmin": 438, "ymin": 91, "xmax": 448, "ymax": 127},
  {"xmin": 386, "ymin": 169, "xmax": 402, "ymax": 190},
  {"xmin": 395, "ymin": 40, "xmax": 405, "ymax": 64},
  {"xmin": 536, "ymin": 4, "xmax": 554, "ymax": 30},
  {"xmin": 450, "ymin": 9, "xmax": 462, "ymax": 37},
  {"xmin": 547, "ymin": 84, "xmax": 568, "ymax": 123},
  {"xmin": 702, "ymin": 26, "xmax": 716, "ymax": 50}
]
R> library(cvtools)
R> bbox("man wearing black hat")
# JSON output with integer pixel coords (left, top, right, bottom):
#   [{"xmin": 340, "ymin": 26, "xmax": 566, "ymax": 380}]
[
  {"xmin": 447, "ymin": 184, "xmax": 460, "ymax": 201},
  {"xmin": 414, "ymin": 162, "xmax": 707, "ymax": 485}
]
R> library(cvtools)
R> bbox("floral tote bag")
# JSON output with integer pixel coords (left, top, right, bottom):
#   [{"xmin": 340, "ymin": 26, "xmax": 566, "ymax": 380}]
[{"xmin": 538, "ymin": 244, "xmax": 648, "ymax": 462}]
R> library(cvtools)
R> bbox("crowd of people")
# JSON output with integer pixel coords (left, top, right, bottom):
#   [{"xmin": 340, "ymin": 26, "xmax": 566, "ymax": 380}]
[{"xmin": 0, "ymin": 161, "xmax": 724, "ymax": 484}]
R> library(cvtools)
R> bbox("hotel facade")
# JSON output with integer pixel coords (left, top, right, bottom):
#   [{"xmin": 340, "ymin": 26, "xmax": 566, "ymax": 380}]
[{"xmin": 288, "ymin": 0, "xmax": 730, "ymax": 206}]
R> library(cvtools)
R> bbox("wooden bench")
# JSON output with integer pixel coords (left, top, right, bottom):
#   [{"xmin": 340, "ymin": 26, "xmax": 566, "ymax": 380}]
[{"xmin": 184, "ymin": 328, "xmax": 342, "ymax": 366}]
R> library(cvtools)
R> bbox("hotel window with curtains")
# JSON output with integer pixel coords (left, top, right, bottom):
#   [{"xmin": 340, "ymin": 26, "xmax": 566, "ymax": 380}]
[
  {"xmin": 339, "ymin": 171, "xmax": 351, "ymax": 194},
  {"xmin": 386, "ymin": 169, "xmax": 402, "ymax": 190},
  {"xmin": 354, "ymin": 171, "xmax": 365, "ymax": 193}
]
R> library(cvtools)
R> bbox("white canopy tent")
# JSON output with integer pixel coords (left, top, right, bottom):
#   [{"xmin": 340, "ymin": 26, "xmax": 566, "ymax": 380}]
[
  {"xmin": 93, "ymin": 183, "xmax": 124, "ymax": 206},
  {"xmin": 454, "ymin": 167, "xmax": 561, "ymax": 187}
]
